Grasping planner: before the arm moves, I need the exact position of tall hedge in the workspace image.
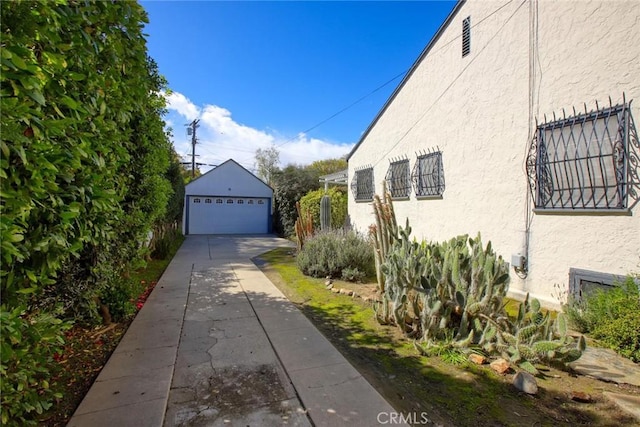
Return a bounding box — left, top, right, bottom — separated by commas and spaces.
1, 0, 172, 308
299, 187, 348, 230
1, 1, 175, 423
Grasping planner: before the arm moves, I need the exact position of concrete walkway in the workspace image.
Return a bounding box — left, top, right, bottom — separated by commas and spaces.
69, 235, 400, 427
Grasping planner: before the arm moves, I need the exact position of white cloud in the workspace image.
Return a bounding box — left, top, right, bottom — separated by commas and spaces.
165, 91, 200, 121
163, 91, 353, 173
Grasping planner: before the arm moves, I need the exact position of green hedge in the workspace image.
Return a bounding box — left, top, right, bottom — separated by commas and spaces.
299, 187, 348, 230
1, 1, 179, 422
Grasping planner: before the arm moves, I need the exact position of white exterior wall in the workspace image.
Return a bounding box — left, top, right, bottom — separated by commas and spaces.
182, 160, 273, 234
348, 0, 640, 308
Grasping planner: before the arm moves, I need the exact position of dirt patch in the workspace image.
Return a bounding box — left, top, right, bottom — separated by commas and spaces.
256, 252, 640, 427
38, 322, 130, 426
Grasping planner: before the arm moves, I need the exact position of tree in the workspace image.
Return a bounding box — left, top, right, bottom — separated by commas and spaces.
271, 165, 320, 236
305, 158, 347, 177
254, 145, 280, 185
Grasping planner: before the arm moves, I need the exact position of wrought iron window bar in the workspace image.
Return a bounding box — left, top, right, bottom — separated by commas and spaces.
385, 158, 411, 199
412, 150, 445, 197
351, 166, 374, 201
526, 98, 638, 211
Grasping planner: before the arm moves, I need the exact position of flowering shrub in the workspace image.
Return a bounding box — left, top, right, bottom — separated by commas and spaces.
296, 230, 374, 281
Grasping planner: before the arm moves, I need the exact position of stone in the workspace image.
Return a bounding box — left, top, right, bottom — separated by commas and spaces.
326, 283, 334, 290
490, 358, 511, 375
469, 354, 487, 365
513, 371, 538, 394
325, 279, 333, 286
331, 288, 340, 293
338, 289, 353, 296
570, 391, 592, 403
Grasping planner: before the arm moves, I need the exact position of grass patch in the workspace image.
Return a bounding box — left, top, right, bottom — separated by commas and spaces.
257, 247, 637, 427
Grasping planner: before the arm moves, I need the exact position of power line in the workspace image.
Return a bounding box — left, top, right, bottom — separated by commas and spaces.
276, 70, 408, 147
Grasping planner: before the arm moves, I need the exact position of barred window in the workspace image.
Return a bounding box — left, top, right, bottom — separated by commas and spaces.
227, 199, 234, 204
216, 199, 223, 204
258, 200, 264, 205
385, 159, 411, 199
526, 102, 637, 211
205, 198, 212, 204
351, 167, 374, 201
412, 152, 445, 197
193, 198, 201, 203
248, 200, 254, 205
462, 16, 471, 57
237, 199, 244, 204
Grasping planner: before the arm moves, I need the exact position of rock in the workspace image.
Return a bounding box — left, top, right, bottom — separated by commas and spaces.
469, 354, 487, 365
513, 371, 538, 394
325, 279, 333, 286
338, 288, 353, 296
326, 283, 334, 290
570, 391, 592, 403
331, 287, 340, 293
490, 358, 511, 375
352, 292, 358, 298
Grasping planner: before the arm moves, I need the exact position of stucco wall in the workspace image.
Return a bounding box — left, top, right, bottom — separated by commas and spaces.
348, 0, 640, 308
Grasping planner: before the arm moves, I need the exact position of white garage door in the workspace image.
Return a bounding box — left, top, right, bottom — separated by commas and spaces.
187, 196, 269, 234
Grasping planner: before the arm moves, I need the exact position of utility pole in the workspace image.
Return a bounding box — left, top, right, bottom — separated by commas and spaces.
188, 119, 200, 178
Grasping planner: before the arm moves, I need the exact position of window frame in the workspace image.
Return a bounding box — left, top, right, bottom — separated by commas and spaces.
385, 159, 411, 200
351, 166, 374, 202
411, 151, 445, 199
526, 102, 635, 213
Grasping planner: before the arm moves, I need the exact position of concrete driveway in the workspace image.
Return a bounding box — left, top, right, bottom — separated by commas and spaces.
69, 235, 400, 427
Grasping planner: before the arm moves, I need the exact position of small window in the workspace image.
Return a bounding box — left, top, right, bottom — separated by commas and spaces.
205, 198, 212, 204
258, 200, 264, 205
412, 151, 445, 197
526, 101, 635, 211
462, 16, 471, 57
193, 198, 201, 203
385, 159, 411, 199
569, 268, 638, 299
227, 199, 234, 204
216, 198, 223, 204
351, 166, 374, 202
248, 199, 254, 205
237, 199, 244, 204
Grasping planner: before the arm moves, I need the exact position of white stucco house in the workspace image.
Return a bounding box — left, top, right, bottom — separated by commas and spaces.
182, 159, 273, 235
347, 0, 640, 308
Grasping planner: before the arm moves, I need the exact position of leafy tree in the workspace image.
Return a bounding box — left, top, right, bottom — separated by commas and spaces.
306, 158, 347, 177
271, 165, 319, 236
254, 145, 280, 185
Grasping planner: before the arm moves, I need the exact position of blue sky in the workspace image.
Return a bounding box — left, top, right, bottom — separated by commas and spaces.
141, 1, 457, 171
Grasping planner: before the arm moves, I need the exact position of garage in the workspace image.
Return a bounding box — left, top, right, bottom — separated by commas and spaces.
182, 159, 273, 235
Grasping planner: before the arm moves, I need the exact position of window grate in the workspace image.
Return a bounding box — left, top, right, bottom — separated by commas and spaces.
351, 166, 374, 201
526, 100, 639, 210
385, 159, 411, 199
462, 16, 471, 57
412, 151, 445, 197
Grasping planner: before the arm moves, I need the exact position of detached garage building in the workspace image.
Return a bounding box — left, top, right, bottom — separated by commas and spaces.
182, 159, 273, 235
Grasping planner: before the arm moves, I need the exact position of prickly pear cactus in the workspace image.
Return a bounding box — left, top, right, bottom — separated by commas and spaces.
370, 189, 585, 371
